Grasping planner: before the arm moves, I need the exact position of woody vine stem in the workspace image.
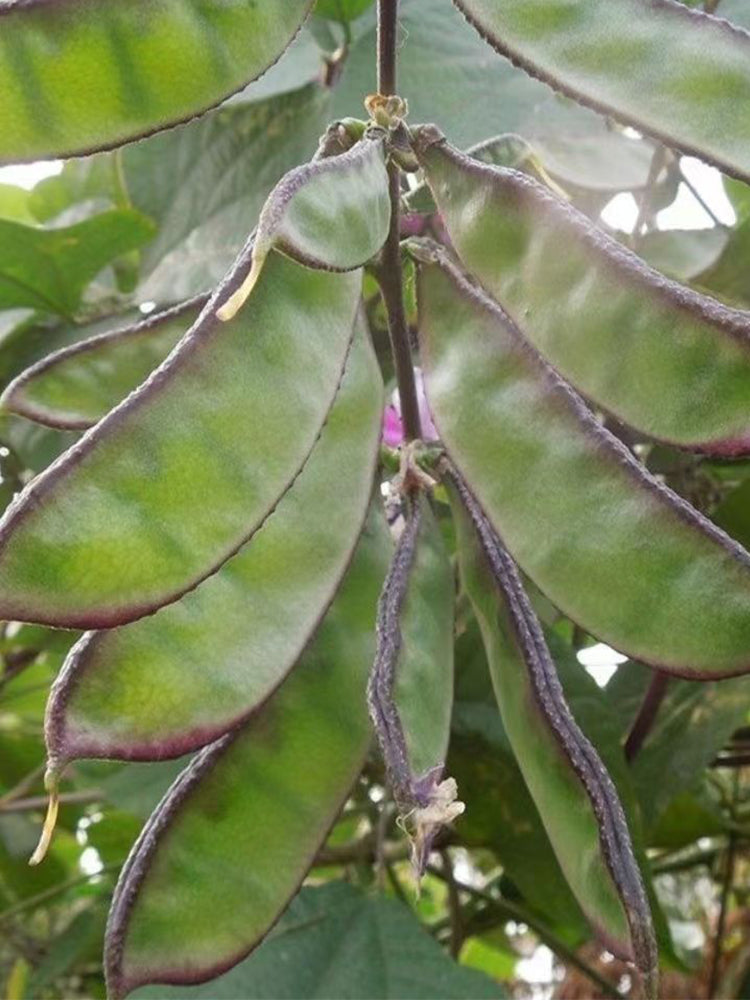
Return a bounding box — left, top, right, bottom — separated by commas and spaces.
375, 0, 422, 442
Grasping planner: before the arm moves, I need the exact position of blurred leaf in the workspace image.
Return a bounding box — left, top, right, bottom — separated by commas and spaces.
640, 227, 728, 281
607, 662, 750, 837
316, 0, 375, 23
0, 211, 155, 318
134, 882, 506, 999
123, 84, 331, 301
0, 186, 34, 225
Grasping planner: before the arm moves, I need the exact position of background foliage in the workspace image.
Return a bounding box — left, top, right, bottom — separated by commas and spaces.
2, 0, 750, 997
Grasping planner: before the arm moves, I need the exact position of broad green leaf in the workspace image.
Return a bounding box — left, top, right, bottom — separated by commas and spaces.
133, 882, 506, 999
104, 513, 390, 1000
394, 496, 455, 778
45, 320, 383, 763
0, 250, 361, 629
2, 298, 207, 429
124, 83, 332, 302
448, 474, 657, 987
415, 134, 750, 455
413, 247, 750, 676
0, 0, 313, 163
452, 0, 750, 184
0, 211, 155, 319
218, 133, 389, 320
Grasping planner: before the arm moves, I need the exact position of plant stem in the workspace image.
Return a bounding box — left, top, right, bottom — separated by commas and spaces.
375, 0, 422, 441
708, 771, 740, 998
377, 0, 399, 96
624, 670, 670, 761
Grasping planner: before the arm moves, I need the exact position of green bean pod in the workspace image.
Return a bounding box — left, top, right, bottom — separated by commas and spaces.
414, 130, 750, 455
447, 466, 657, 996
0, 248, 361, 629
2, 296, 208, 430
0, 0, 313, 163
413, 244, 750, 676
45, 318, 382, 763
452, 0, 750, 183
104, 505, 390, 1000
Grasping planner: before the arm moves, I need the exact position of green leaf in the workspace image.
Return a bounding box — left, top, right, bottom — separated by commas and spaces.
218, 132, 390, 320
0, 251, 361, 629
124, 83, 332, 302
45, 320, 383, 763
609, 663, 750, 836
412, 246, 750, 676
0, 211, 155, 319
394, 497, 455, 779
452, 0, 750, 184
0, 184, 34, 224
448, 472, 657, 987
2, 298, 207, 430
415, 133, 750, 455
315, 0, 375, 23
133, 881, 505, 999
104, 513, 390, 999
0, 0, 313, 162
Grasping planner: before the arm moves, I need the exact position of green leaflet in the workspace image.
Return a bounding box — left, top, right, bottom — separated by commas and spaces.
0, 0, 313, 163
218, 133, 390, 321
0, 211, 155, 319
104, 507, 390, 1000
414, 133, 750, 455
0, 249, 361, 629
44, 319, 383, 763
2, 297, 207, 430
413, 247, 750, 677
448, 473, 657, 992
394, 497, 455, 779
452, 0, 750, 184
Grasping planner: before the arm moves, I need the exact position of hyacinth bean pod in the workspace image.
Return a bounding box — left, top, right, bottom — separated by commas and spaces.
0, 0, 313, 163
105, 507, 391, 1000
2, 296, 208, 430
452, 0, 750, 184
414, 130, 750, 455
44, 318, 383, 764
0, 247, 361, 629
218, 134, 391, 321
394, 495, 455, 781
413, 245, 750, 676
447, 468, 657, 996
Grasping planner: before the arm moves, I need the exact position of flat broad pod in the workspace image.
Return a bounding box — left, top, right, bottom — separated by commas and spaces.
411, 242, 750, 676
368, 490, 459, 874
0, 0, 314, 163
451, 0, 750, 184
218, 129, 391, 321
0, 247, 361, 629
1, 296, 208, 430
44, 317, 383, 764
104, 505, 391, 1000
412, 128, 750, 456
445, 463, 658, 998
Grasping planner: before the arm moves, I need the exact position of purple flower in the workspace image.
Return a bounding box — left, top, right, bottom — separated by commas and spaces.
381, 368, 439, 445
